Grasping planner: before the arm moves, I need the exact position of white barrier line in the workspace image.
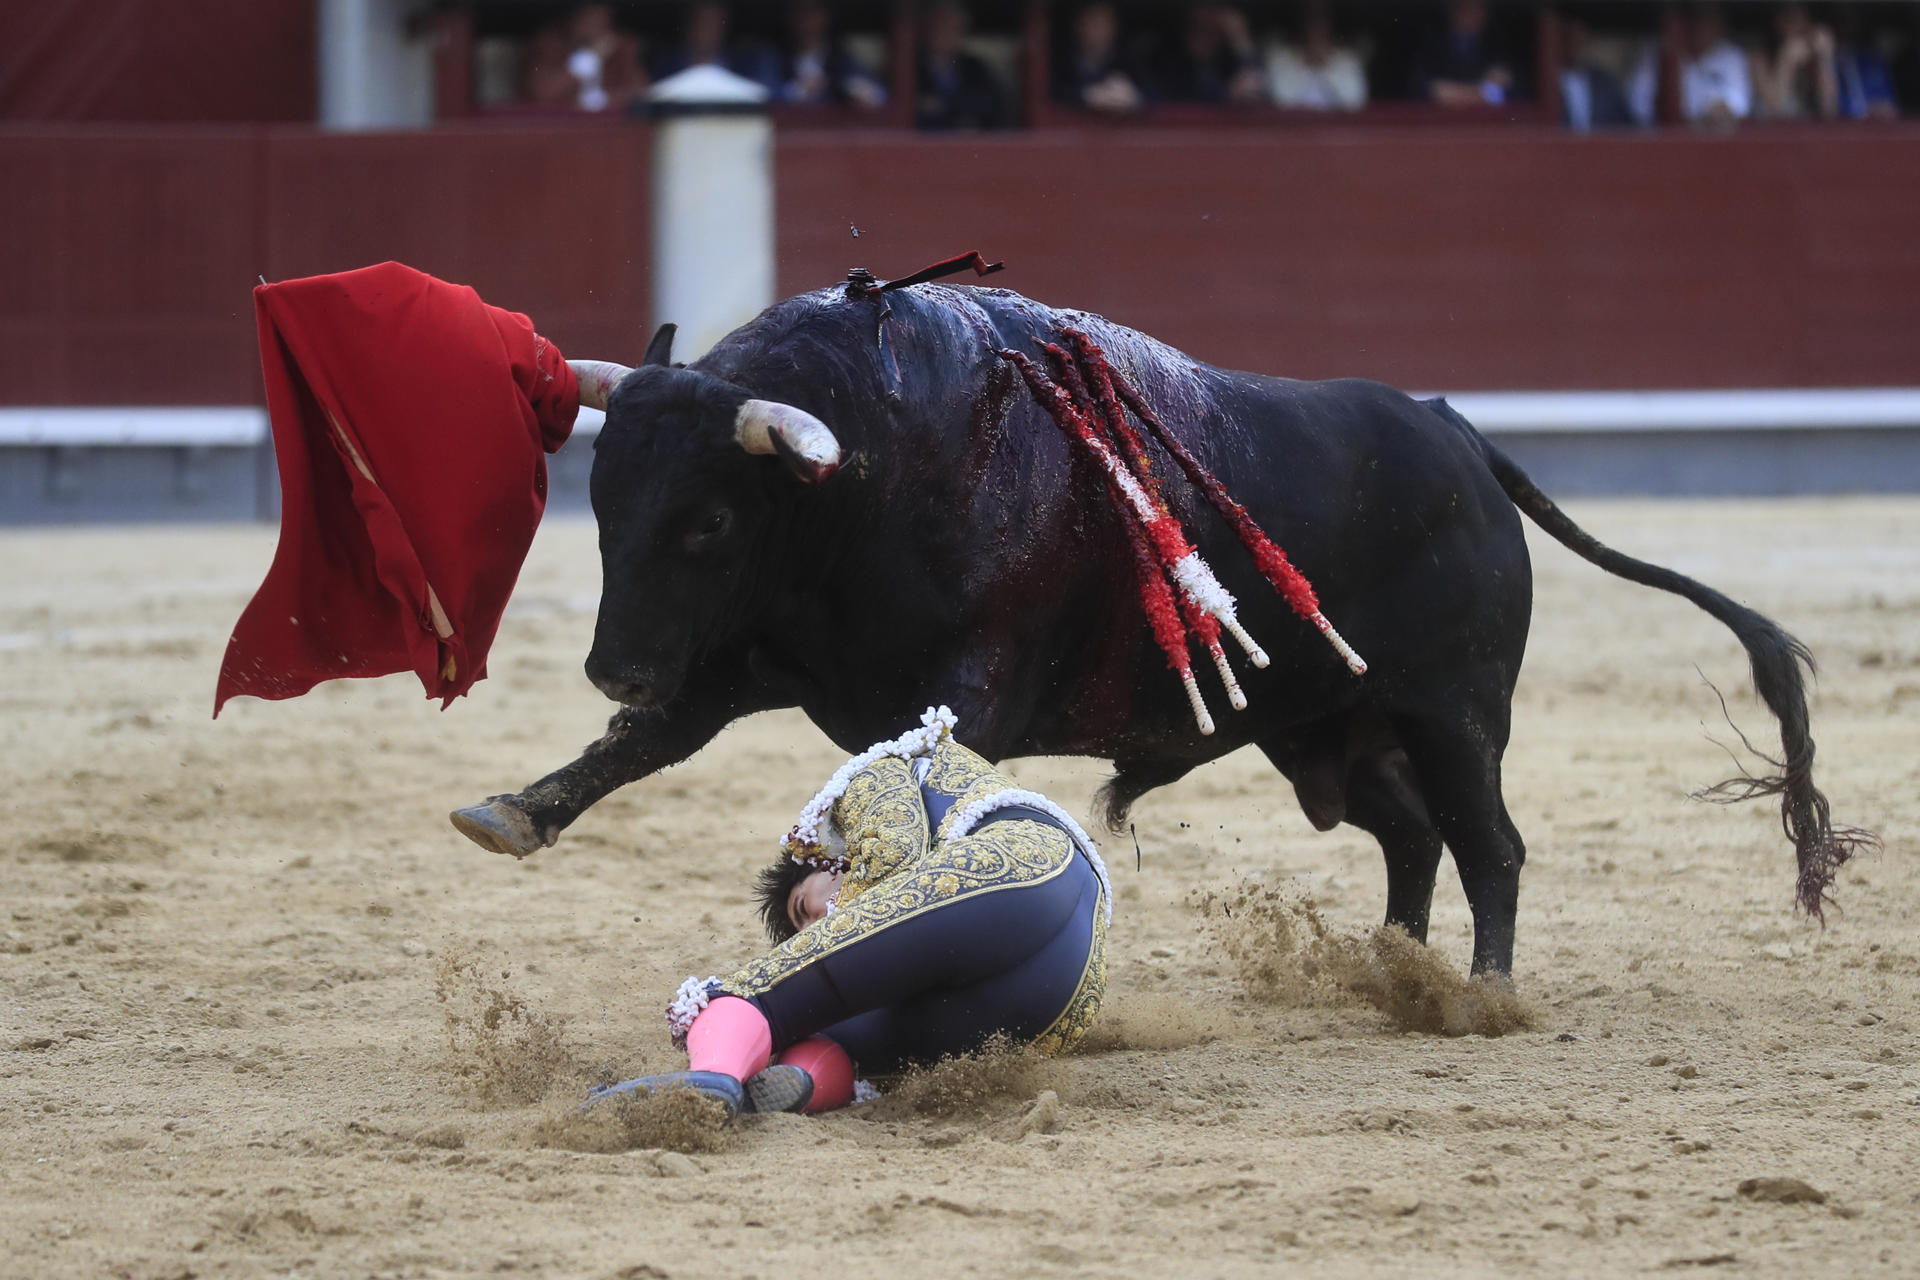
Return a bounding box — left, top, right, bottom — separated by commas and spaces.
5, 392, 1918, 446
567, 407, 607, 438
1424, 389, 1920, 434
580, 392, 1920, 437
0, 408, 269, 447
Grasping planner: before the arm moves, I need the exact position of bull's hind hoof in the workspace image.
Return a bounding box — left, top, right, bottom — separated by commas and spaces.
449, 797, 547, 859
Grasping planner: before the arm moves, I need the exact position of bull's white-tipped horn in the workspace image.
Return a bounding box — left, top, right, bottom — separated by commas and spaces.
735, 399, 844, 482
569, 360, 633, 412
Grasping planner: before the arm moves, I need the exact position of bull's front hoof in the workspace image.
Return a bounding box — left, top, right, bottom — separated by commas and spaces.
449, 797, 548, 859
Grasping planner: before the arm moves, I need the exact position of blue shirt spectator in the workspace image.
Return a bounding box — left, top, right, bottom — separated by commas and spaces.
778, 0, 888, 108
1053, 3, 1148, 113
1831, 5, 1898, 119
916, 1, 1010, 130
1412, 0, 1521, 106
1148, 4, 1266, 104
651, 1, 783, 94
1558, 18, 1637, 130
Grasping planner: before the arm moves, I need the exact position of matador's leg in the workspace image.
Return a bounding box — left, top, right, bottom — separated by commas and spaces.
746, 850, 1100, 1056
595, 824, 1105, 1115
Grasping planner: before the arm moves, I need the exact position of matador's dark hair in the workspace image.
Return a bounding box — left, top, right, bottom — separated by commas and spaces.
755, 855, 815, 944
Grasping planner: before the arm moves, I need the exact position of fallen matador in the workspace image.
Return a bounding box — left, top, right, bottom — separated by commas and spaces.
594, 708, 1111, 1116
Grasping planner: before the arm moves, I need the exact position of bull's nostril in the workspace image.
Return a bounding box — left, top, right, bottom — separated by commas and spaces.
586, 663, 655, 707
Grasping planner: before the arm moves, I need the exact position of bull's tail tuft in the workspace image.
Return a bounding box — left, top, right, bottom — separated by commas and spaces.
1423, 397, 1880, 916
1688, 660, 1881, 922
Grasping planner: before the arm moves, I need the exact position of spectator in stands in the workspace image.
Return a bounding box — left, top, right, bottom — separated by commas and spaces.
778, 0, 888, 108
1680, 3, 1753, 126
1752, 3, 1839, 119
1558, 16, 1637, 130
652, 2, 782, 92
1053, 3, 1148, 114
915, 1, 1010, 130
564, 4, 648, 112
1150, 3, 1266, 104
524, 25, 581, 108
1830, 3, 1898, 119
1894, 6, 1920, 116
1265, 0, 1367, 111
1411, 0, 1519, 106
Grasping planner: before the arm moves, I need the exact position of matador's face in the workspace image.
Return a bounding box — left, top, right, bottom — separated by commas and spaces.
787, 869, 844, 933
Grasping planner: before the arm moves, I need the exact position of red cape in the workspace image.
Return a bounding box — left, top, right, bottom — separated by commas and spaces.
216, 262, 580, 714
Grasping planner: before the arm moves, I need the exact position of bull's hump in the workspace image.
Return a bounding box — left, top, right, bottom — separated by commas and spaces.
728, 279, 1220, 429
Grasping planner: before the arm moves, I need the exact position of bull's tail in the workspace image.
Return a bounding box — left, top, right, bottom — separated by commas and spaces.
1423, 397, 1877, 918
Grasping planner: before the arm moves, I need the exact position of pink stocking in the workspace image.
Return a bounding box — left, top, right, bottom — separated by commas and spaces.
776, 1037, 855, 1114
685, 996, 772, 1082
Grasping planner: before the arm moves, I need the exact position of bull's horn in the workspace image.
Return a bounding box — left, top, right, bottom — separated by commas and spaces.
570, 360, 633, 412
735, 400, 843, 482
642, 323, 677, 367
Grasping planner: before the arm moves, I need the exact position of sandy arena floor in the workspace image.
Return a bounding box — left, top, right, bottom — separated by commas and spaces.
2, 499, 1916, 1279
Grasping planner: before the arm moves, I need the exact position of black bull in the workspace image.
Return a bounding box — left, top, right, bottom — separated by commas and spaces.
450, 279, 1869, 976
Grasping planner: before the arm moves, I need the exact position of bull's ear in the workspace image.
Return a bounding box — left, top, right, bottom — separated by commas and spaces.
735, 399, 843, 484
642, 323, 677, 367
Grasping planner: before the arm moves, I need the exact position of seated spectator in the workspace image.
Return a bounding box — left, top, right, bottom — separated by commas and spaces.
915, 1, 1010, 130
1151, 3, 1267, 104
1830, 3, 1897, 119
1680, 3, 1753, 125
651, 1, 782, 93
523, 25, 581, 108
1265, 0, 1367, 111
1053, 3, 1147, 114
1895, 6, 1920, 117
1412, 0, 1520, 106
778, 0, 888, 108
1558, 17, 1637, 130
1752, 3, 1839, 119
565, 4, 648, 112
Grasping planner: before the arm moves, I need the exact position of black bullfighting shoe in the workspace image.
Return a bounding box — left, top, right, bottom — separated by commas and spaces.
744, 1064, 814, 1114
586, 1070, 746, 1117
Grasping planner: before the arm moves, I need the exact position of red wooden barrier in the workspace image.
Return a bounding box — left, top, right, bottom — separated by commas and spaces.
0, 1, 316, 124
0, 129, 265, 404
777, 125, 1920, 389
2, 122, 1917, 405
0, 125, 652, 405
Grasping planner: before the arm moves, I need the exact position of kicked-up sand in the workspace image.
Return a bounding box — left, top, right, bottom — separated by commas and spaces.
1, 499, 1915, 1279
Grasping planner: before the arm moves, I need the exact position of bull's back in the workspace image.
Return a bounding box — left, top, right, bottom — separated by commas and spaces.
943, 285, 1532, 679
1206, 371, 1533, 683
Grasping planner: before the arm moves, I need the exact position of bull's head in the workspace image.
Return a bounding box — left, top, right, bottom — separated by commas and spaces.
571, 324, 843, 708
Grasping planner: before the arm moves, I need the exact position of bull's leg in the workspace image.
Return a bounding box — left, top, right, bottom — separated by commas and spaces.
1342, 749, 1447, 945
1259, 730, 1448, 945
1388, 690, 1526, 977
451, 667, 780, 858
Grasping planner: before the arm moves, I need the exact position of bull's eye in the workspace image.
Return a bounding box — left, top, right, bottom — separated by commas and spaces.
684, 507, 733, 551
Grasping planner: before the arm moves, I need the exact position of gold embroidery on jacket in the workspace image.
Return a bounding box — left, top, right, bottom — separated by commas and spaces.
1032, 911, 1108, 1056
829, 757, 927, 909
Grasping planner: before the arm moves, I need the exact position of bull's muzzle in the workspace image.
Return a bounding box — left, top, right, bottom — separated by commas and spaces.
584, 658, 659, 708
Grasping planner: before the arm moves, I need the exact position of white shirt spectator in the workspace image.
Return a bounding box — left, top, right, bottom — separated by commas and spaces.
568, 47, 610, 111
1266, 43, 1366, 110
1681, 39, 1752, 121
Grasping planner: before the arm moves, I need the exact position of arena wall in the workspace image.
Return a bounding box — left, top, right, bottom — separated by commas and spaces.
0, 125, 652, 408
777, 126, 1920, 391
0, 1, 317, 124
